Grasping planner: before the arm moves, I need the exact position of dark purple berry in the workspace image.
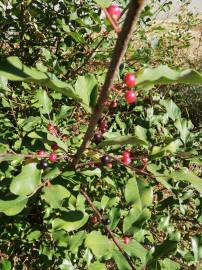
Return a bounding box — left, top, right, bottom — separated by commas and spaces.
93, 134, 103, 144
103, 218, 110, 225
38, 160, 48, 170
101, 155, 110, 164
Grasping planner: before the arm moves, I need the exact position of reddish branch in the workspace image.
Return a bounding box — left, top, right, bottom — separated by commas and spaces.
81, 188, 136, 270
72, 0, 145, 167
102, 8, 121, 33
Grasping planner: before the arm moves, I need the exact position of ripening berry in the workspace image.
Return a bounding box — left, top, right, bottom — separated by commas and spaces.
106, 162, 113, 168
106, 4, 121, 21
123, 236, 130, 245
94, 134, 103, 144
121, 156, 132, 165
101, 155, 110, 164
124, 73, 137, 87
110, 100, 118, 109
51, 143, 58, 151
125, 90, 137, 104
37, 150, 46, 157
49, 152, 57, 163
91, 215, 98, 224
48, 123, 55, 131
122, 151, 131, 159
61, 135, 68, 142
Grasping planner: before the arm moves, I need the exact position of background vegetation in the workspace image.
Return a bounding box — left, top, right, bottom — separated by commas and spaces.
0, 0, 201, 269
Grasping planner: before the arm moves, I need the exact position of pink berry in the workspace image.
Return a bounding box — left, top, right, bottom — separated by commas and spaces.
37, 150, 46, 157
48, 123, 55, 131
106, 4, 121, 21
125, 90, 137, 104
49, 152, 57, 163
111, 100, 118, 109
142, 157, 148, 163
106, 163, 113, 168
124, 73, 137, 87
121, 156, 132, 165
123, 236, 130, 245
51, 143, 58, 151
122, 151, 131, 159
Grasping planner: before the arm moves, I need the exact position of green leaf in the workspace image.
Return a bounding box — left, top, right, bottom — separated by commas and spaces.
160, 99, 181, 121
123, 239, 148, 264
85, 231, 114, 258
123, 207, 151, 233
59, 259, 74, 270
112, 250, 131, 270
99, 134, 148, 148
69, 230, 86, 254
42, 185, 70, 209
10, 163, 41, 196
137, 65, 202, 88
81, 168, 101, 178
174, 118, 193, 144
36, 89, 52, 114
109, 207, 121, 231
68, 32, 86, 44
0, 196, 28, 216
52, 211, 88, 232
134, 125, 148, 145
170, 168, 202, 194
88, 262, 107, 270
93, 0, 112, 8
0, 56, 79, 100
147, 164, 172, 190
0, 260, 12, 270
125, 177, 153, 209
47, 133, 68, 152
26, 230, 41, 242
74, 75, 98, 112
159, 258, 180, 270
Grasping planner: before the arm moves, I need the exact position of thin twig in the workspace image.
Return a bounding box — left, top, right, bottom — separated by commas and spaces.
102, 8, 121, 33
81, 188, 136, 270
72, 0, 145, 167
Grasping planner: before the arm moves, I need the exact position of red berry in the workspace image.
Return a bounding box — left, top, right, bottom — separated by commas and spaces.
111, 100, 118, 109
124, 73, 137, 87
103, 100, 110, 107
37, 150, 46, 157
51, 143, 58, 151
106, 163, 113, 168
122, 151, 131, 159
121, 156, 132, 165
91, 215, 98, 224
49, 152, 57, 163
48, 123, 55, 131
99, 120, 108, 133
123, 236, 130, 245
106, 4, 121, 21
125, 90, 137, 104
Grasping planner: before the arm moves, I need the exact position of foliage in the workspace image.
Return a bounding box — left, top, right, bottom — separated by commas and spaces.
0, 0, 202, 270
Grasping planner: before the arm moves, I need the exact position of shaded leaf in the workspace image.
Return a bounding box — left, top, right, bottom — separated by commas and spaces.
0, 196, 28, 216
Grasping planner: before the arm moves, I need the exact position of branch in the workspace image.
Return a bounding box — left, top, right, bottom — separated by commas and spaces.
81, 188, 136, 270
72, 0, 145, 167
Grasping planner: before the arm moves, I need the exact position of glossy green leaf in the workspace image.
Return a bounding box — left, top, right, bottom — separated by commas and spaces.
88, 262, 106, 270
0, 196, 28, 216
123, 239, 148, 264
42, 185, 70, 209
160, 99, 181, 121
36, 89, 52, 114
69, 231, 86, 254
147, 164, 172, 190
85, 231, 114, 258
125, 177, 153, 209
10, 163, 41, 196
94, 0, 112, 7
170, 168, 202, 194
159, 258, 180, 270
137, 65, 202, 88
74, 75, 98, 112
0, 57, 79, 100
99, 134, 148, 148
174, 118, 193, 144
0, 260, 12, 270
52, 211, 88, 232
112, 250, 131, 270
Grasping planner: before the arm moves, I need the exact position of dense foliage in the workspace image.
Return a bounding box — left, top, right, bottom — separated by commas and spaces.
0, 0, 201, 269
